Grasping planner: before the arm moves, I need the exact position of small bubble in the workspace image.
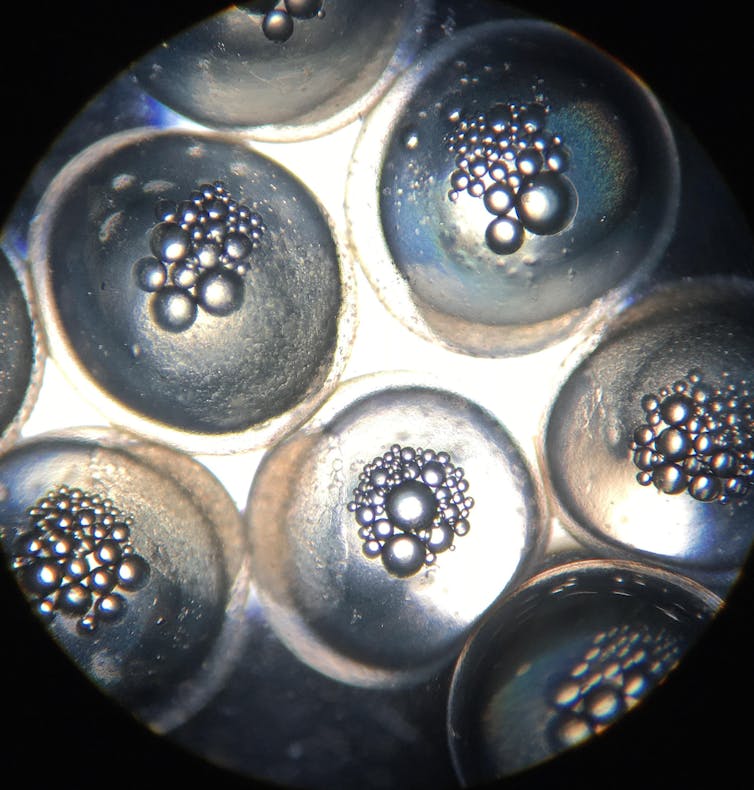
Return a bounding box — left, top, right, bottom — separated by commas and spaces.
403, 130, 419, 150
262, 10, 294, 42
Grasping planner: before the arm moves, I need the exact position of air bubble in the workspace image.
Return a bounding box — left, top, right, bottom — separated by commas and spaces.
152, 287, 198, 333
403, 130, 419, 150
515, 171, 577, 235
486, 216, 525, 255
134, 257, 167, 292
259, 9, 293, 41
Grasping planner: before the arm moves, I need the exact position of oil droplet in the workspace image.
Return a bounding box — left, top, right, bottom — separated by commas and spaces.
629, 369, 754, 504
445, 101, 575, 257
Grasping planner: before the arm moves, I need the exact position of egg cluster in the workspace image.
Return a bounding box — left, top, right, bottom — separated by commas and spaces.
630, 370, 754, 503
347, 444, 474, 577
546, 623, 681, 750
446, 101, 574, 255
11, 486, 150, 634
247, 1, 325, 43
135, 181, 266, 333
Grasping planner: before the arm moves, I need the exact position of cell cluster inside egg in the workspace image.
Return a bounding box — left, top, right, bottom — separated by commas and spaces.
12, 485, 149, 633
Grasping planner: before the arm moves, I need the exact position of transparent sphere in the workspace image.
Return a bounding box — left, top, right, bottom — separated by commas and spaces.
30, 129, 347, 451
132, 0, 430, 138
448, 561, 719, 784
2, 2, 753, 789
545, 281, 754, 583
0, 430, 248, 730
247, 380, 543, 687
349, 18, 679, 355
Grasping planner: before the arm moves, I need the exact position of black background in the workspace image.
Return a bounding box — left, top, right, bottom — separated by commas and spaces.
1, 2, 753, 788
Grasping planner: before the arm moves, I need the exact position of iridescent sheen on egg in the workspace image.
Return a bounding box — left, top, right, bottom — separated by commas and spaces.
446, 102, 575, 256
545, 622, 681, 749
365, 19, 678, 349
447, 563, 717, 784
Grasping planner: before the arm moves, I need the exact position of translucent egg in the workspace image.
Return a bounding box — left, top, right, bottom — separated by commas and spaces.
448, 561, 719, 783
545, 280, 754, 586
2, 2, 752, 788
0, 429, 249, 730
30, 129, 351, 452
247, 377, 544, 687
131, 0, 431, 139
348, 18, 679, 355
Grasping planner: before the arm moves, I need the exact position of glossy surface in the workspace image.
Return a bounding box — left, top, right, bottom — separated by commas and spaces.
12, 485, 150, 633
348, 444, 475, 576
545, 281, 754, 581
448, 561, 719, 784
31, 129, 347, 451
139, 180, 266, 331
247, 377, 543, 687
133, 0, 430, 138
2, 2, 754, 789
349, 17, 678, 355
0, 429, 248, 731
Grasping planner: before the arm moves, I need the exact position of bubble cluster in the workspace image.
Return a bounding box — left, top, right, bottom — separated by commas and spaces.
446, 102, 575, 255
11, 486, 150, 634
347, 444, 474, 577
246, 1, 325, 43
546, 623, 681, 750
135, 180, 266, 332
630, 370, 754, 503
